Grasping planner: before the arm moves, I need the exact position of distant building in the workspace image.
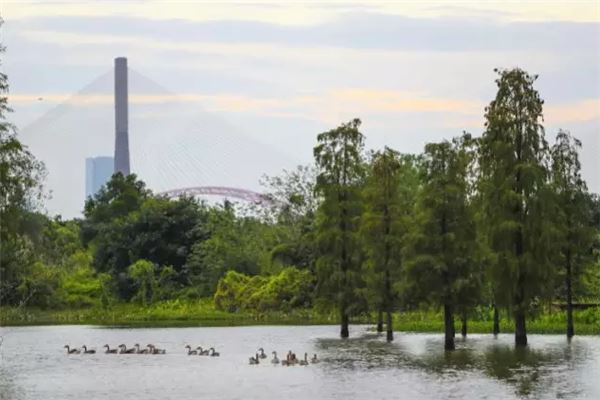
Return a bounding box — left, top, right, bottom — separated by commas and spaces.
85, 156, 114, 198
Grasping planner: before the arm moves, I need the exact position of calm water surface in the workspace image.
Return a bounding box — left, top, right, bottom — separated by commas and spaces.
0, 325, 598, 400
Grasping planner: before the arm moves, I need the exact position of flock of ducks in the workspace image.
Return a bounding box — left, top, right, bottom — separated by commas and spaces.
248, 348, 319, 366
64, 344, 167, 354
184, 345, 220, 356
64, 344, 319, 366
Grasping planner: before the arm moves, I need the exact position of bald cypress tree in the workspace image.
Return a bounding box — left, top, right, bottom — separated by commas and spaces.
550, 130, 595, 338
478, 68, 554, 346
361, 148, 419, 342
313, 119, 365, 338
405, 134, 477, 350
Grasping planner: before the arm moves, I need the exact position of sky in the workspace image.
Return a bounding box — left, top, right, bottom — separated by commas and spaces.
1, 0, 599, 217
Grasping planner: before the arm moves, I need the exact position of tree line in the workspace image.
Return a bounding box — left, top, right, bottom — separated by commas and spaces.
311, 69, 599, 349
1, 40, 599, 350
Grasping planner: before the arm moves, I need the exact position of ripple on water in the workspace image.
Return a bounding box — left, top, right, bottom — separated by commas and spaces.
0, 325, 598, 400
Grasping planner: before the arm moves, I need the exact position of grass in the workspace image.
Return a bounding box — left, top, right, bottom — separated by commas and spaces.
1, 300, 599, 334
0, 299, 338, 327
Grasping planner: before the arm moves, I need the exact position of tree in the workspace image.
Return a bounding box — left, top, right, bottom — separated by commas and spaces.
185, 203, 277, 296
478, 68, 554, 346
81, 172, 150, 246
261, 165, 318, 272
404, 135, 478, 350
313, 118, 365, 338
0, 36, 46, 304
127, 259, 156, 305
550, 130, 595, 338
361, 148, 418, 341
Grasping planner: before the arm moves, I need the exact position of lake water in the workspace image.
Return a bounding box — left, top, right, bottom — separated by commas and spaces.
0, 325, 598, 400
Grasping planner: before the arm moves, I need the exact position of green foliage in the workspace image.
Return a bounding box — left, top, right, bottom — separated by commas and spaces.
186, 204, 276, 296
214, 268, 314, 313
260, 165, 318, 272
478, 68, 555, 335
0, 38, 47, 305
127, 259, 156, 305
83, 174, 209, 299
361, 148, 419, 317
58, 266, 105, 308
313, 118, 366, 335
550, 131, 596, 296
403, 134, 482, 348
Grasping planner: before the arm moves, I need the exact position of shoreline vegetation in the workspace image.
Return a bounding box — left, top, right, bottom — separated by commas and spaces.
2, 301, 599, 335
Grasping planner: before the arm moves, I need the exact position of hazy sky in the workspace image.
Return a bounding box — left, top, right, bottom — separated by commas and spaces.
1, 1, 599, 216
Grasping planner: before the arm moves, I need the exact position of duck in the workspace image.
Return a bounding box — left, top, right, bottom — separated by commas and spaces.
118, 344, 136, 354
209, 347, 220, 357
196, 346, 210, 356
282, 350, 293, 366
258, 348, 267, 359
311, 354, 319, 364
147, 344, 166, 354
249, 353, 259, 365
185, 345, 198, 355
271, 351, 280, 364
64, 345, 80, 354
290, 352, 298, 365
81, 345, 96, 354
134, 344, 149, 354
299, 352, 309, 366
103, 345, 118, 354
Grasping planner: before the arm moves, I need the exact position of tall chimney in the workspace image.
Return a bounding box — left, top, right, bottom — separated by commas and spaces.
114, 57, 130, 175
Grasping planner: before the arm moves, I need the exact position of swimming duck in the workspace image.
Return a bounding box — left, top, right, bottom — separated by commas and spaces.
249, 353, 259, 365
185, 345, 198, 355
271, 351, 280, 364
118, 344, 136, 354
311, 354, 319, 364
81, 345, 96, 354
209, 347, 220, 357
258, 348, 267, 359
196, 346, 210, 356
147, 344, 166, 354
134, 344, 149, 354
299, 352, 309, 366
103, 345, 118, 354
64, 345, 80, 354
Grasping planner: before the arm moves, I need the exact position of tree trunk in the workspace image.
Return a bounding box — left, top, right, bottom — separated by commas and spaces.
515, 311, 527, 346
341, 311, 349, 338
444, 303, 455, 350
376, 309, 384, 333
566, 249, 574, 338
461, 312, 467, 337
493, 304, 500, 336
386, 310, 393, 342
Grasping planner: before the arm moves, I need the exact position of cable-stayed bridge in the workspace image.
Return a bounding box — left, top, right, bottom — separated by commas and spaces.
20, 63, 294, 217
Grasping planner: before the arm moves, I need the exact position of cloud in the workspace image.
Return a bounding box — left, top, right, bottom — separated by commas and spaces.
4, 1, 598, 23
11, 90, 599, 126
10, 13, 599, 53
330, 89, 481, 113
545, 99, 600, 124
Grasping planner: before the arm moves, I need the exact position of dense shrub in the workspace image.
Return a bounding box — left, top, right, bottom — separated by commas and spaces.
213, 268, 314, 312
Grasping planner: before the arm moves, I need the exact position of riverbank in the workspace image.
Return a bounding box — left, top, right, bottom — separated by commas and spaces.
1, 300, 599, 334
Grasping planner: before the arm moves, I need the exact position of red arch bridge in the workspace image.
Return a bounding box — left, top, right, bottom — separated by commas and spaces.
158, 186, 273, 205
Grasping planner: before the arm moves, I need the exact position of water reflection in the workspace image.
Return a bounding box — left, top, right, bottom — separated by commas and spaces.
317, 332, 593, 399
0, 362, 23, 400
